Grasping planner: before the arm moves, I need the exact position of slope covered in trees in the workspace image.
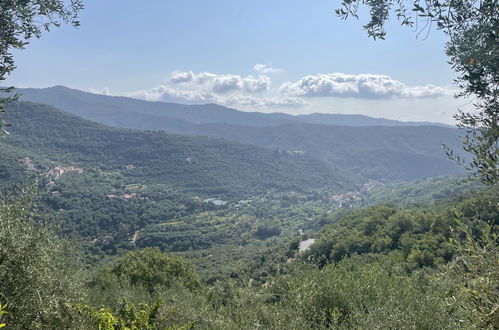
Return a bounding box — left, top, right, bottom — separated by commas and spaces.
2, 101, 350, 195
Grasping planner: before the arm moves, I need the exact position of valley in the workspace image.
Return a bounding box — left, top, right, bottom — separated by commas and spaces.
0, 92, 495, 329
1, 1, 497, 328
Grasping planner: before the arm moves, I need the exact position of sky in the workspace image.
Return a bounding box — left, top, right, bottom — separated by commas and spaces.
6, 0, 470, 124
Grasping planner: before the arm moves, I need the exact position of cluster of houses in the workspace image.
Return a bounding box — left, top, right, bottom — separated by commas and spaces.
330, 191, 360, 207
46, 166, 84, 180
330, 181, 383, 208
21, 158, 85, 183
45, 166, 84, 190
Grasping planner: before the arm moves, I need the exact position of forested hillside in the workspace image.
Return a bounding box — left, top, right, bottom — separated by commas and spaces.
17, 86, 300, 127
16, 86, 464, 182
2, 101, 350, 195
1, 0, 497, 328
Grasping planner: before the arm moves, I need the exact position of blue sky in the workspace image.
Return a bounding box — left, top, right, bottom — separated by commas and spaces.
7, 0, 466, 123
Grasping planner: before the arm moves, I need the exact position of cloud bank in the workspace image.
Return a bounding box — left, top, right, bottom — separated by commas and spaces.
127, 68, 450, 110
128, 67, 305, 109
280, 73, 449, 99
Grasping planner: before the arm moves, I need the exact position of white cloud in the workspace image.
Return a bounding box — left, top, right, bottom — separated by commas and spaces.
129, 79, 304, 109
280, 73, 450, 99
211, 74, 244, 93
262, 96, 306, 108
128, 85, 218, 104
167, 71, 271, 94
253, 63, 281, 75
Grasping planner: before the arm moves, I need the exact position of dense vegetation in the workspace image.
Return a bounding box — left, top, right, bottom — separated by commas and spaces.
0, 187, 83, 329
306, 187, 498, 267
0, 181, 497, 329
355, 175, 482, 207
188, 123, 464, 182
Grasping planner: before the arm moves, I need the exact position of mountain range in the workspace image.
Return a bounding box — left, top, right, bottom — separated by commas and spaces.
13, 86, 465, 182
17, 86, 452, 128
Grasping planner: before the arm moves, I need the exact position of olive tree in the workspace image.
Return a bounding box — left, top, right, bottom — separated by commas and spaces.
0, 0, 83, 134
336, 0, 498, 185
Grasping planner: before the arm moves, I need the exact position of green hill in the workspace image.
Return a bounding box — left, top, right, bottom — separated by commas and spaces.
2, 101, 352, 195
177, 122, 465, 182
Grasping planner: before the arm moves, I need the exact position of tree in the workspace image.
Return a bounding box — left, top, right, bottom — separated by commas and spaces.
109, 248, 201, 293
336, 0, 498, 185
0, 0, 83, 134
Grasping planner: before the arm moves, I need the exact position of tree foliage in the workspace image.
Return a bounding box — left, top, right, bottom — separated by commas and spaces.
445, 214, 499, 328
269, 256, 458, 329
76, 300, 195, 330
0, 185, 84, 329
336, 0, 499, 184
0, 0, 83, 134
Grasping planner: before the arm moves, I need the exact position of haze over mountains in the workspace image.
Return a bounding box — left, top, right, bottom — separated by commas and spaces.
14, 86, 464, 183
18, 86, 452, 128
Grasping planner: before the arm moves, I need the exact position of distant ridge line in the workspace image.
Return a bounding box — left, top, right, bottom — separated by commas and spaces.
15, 85, 453, 128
